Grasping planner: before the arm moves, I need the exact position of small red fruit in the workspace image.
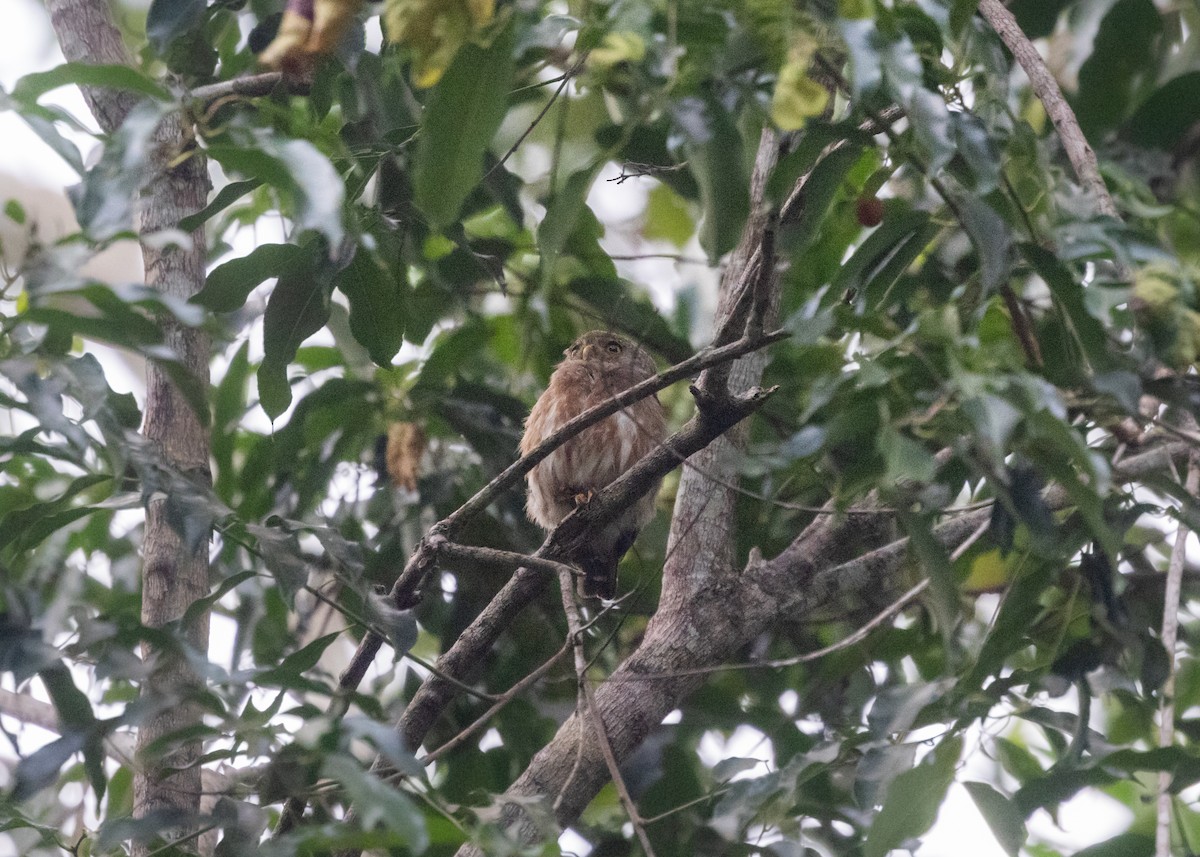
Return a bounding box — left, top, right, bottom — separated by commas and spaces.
856, 196, 884, 227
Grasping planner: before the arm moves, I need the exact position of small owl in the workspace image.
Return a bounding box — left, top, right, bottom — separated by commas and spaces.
521, 331, 668, 598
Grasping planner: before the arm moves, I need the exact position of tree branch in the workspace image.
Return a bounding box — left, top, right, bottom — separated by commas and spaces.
44, 2, 215, 853
1156, 444, 1200, 857
556, 565, 658, 856
448, 126, 794, 857
463, 432, 1192, 852
187, 72, 301, 104
43, 0, 138, 133
976, 0, 1120, 219
277, 333, 783, 838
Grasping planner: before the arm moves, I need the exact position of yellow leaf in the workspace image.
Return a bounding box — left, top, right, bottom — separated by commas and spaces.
839, 0, 874, 19
258, 10, 315, 71
771, 64, 829, 131
383, 0, 495, 88
962, 549, 1009, 593
587, 31, 646, 71
643, 184, 694, 247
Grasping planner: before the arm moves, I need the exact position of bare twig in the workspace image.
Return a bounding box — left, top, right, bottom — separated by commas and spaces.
976, 0, 1120, 219
607, 253, 709, 264
285, 336, 784, 840
1156, 447, 1200, 857
434, 541, 582, 580
485, 58, 585, 181
188, 72, 301, 104
1001, 284, 1045, 367
555, 567, 658, 857
419, 643, 571, 765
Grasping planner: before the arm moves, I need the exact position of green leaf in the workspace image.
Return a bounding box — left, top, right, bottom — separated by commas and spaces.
341, 719, 425, 778
953, 112, 1001, 194
12, 112, 85, 175
12, 732, 86, 802
865, 736, 962, 857
1072, 834, 1154, 857
247, 525, 310, 606
256, 632, 342, 686
413, 20, 516, 229
685, 97, 749, 262
538, 162, 603, 282
866, 679, 953, 738
778, 144, 863, 253
335, 249, 407, 366
146, 0, 207, 54
258, 268, 334, 419
1020, 243, 1109, 368
950, 0, 981, 33
964, 561, 1055, 692
957, 195, 1012, 295
1007, 0, 1074, 39
1075, 0, 1163, 136
1124, 72, 1200, 151
855, 743, 918, 809
0, 474, 111, 554
838, 19, 885, 97
833, 206, 931, 303
208, 140, 345, 246
178, 179, 262, 232
38, 664, 95, 731
905, 87, 956, 173
11, 63, 170, 104
322, 754, 430, 851
643, 183, 694, 246
899, 510, 959, 635
197, 243, 309, 312
963, 781, 1026, 857
182, 571, 257, 628
72, 101, 171, 240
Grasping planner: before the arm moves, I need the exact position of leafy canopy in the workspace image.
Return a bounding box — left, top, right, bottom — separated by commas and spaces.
2, 0, 1200, 855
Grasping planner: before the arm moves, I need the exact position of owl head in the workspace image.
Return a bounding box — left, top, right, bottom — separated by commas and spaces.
563, 331, 657, 381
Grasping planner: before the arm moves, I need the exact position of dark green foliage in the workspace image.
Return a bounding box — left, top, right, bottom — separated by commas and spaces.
2, 0, 1200, 855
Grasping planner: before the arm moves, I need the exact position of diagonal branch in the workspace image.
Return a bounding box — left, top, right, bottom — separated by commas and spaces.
1156, 444, 1200, 857
44, 0, 138, 133
276, 334, 783, 836
976, 0, 1120, 219
467, 436, 1192, 852
556, 564, 658, 857
447, 125, 795, 857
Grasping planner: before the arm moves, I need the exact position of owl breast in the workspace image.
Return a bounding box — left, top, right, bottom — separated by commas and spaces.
521, 363, 666, 530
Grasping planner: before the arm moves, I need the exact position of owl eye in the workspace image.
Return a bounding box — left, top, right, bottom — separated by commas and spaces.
606, 341, 621, 353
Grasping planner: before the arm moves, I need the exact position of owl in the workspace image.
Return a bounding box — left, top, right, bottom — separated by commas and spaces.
521, 331, 669, 598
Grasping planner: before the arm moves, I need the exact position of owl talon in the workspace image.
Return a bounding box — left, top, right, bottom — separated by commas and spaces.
573, 489, 595, 507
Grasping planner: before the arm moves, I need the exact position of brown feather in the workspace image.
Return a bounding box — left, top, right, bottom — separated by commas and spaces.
520, 332, 668, 598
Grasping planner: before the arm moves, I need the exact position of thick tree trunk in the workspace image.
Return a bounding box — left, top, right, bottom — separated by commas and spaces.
133, 113, 213, 856
452, 129, 790, 856
43, 4, 213, 853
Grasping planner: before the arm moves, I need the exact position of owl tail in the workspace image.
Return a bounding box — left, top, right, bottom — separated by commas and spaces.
578, 528, 638, 600
579, 554, 618, 600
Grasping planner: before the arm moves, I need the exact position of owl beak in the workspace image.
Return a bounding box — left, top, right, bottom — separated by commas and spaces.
579, 343, 596, 361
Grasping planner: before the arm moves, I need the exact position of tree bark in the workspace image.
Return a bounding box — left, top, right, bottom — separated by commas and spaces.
134, 113, 213, 857
452, 128, 794, 856
44, 3, 213, 853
